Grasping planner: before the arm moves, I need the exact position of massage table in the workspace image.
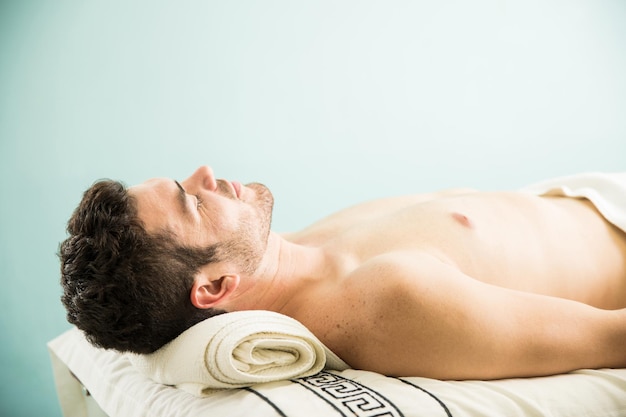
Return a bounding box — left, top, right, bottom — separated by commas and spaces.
48, 310, 626, 417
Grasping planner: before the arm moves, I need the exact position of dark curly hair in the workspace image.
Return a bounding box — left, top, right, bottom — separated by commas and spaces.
59, 180, 226, 354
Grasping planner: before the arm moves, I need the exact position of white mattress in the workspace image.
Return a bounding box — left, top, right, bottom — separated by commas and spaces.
48, 327, 626, 417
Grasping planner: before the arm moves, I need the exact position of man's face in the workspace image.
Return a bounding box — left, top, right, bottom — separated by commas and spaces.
129, 165, 274, 274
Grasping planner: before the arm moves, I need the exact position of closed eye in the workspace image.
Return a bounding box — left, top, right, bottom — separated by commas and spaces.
174, 180, 203, 213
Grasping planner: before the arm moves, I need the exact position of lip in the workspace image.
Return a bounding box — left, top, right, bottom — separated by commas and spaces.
231, 181, 242, 199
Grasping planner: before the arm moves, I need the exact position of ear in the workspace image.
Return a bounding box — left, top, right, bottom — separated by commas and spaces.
190, 273, 240, 309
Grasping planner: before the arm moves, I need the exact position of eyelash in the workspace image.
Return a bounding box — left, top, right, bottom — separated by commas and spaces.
195, 195, 203, 208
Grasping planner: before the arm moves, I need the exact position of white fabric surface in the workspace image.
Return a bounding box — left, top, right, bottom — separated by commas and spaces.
127, 310, 348, 396
521, 172, 626, 232
48, 327, 626, 417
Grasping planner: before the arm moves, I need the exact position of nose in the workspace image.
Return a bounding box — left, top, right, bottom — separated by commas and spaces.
182, 165, 217, 192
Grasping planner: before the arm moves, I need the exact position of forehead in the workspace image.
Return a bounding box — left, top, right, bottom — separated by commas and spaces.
128, 178, 181, 234
128, 177, 171, 206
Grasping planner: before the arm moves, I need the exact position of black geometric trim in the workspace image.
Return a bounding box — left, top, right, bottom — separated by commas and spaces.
394, 378, 453, 417
243, 386, 289, 417
294, 381, 345, 417
293, 371, 404, 417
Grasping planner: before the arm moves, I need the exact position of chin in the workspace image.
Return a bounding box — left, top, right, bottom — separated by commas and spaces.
247, 182, 274, 226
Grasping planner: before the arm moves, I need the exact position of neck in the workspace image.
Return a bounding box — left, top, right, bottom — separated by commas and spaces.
224, 231, 337, 313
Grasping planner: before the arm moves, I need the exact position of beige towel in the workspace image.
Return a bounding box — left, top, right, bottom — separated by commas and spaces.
521, 172, 626, 233
128, 310, 349, 396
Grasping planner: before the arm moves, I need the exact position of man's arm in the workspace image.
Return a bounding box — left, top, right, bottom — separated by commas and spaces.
333, 253, 626, 380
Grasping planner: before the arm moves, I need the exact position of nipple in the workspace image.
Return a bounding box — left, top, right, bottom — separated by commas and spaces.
451, 212, 473, 228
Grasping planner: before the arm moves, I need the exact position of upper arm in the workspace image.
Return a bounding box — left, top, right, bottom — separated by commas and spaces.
333, 253, 610, 379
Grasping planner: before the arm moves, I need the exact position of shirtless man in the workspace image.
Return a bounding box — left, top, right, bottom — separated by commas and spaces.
59, 166, 626, 380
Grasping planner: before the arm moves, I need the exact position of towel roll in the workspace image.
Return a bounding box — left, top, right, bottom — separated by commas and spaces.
128, 310, 349, 396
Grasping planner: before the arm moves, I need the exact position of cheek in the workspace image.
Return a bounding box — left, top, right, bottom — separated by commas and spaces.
206, 203, 242, 234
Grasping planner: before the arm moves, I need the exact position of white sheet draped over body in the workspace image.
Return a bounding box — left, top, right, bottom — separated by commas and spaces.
521, 172, 626, 233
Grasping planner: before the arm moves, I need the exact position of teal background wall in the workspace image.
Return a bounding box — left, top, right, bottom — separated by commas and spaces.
1, 1, 625, 416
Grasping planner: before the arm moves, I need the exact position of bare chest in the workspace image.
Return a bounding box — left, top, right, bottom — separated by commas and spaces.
312, 193, 626, 301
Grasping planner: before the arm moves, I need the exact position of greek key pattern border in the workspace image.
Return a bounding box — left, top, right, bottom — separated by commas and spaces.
294, 372, 404, 417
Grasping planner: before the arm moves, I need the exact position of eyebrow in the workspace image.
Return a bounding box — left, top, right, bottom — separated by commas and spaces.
173, 180, 190, 217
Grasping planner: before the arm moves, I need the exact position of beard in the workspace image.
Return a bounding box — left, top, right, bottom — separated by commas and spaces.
246, 182, 274, 226
219, 182, 274, 274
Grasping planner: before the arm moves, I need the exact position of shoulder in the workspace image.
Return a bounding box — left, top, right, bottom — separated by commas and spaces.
345, 251, 458, 296
324, 251, 499, 375
322, 252, 456, 355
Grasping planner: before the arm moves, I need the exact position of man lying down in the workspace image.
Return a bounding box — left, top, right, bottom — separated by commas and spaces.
59, 167, 626, 380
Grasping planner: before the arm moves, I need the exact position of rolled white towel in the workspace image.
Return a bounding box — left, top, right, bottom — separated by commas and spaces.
128, 310, 349, 396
